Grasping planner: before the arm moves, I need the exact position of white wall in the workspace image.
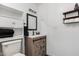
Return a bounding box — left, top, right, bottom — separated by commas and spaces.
38, 3, 79, 56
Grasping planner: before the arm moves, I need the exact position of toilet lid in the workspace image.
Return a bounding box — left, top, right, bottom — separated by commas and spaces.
12, 53, 25, 56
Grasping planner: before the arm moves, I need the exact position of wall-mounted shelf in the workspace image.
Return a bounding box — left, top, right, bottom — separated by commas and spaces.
63, 9, 79, 24
63, 9, 78, 15
63, 16, 79, 20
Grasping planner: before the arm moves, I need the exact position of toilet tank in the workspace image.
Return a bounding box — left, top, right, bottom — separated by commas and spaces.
1, 40, 22, 56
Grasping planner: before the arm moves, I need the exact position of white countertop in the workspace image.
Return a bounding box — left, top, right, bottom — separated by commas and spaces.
0, 35, 23, 42
28, 35, 46, 38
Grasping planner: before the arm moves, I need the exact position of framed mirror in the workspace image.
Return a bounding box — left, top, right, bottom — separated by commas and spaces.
27, 13, 37, 30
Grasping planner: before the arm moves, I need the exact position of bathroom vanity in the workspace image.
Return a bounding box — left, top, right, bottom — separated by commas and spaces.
25, 35, 46, 56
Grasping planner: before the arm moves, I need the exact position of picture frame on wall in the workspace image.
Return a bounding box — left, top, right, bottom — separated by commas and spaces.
27, 13, 37, 30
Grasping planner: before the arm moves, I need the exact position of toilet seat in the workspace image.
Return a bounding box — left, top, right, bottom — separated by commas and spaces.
12, 53, 25, 56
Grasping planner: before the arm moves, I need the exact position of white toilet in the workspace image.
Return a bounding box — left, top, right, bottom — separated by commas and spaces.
1, 39, 25, 56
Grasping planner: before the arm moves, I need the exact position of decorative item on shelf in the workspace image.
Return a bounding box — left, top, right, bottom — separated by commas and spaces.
74, 3, 79, 10
63, 3, 79, 24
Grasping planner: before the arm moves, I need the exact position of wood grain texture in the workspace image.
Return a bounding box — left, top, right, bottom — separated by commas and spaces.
25, 35, 46, 56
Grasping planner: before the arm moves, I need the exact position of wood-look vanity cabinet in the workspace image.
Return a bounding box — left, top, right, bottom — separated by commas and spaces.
25, 35, 46, 56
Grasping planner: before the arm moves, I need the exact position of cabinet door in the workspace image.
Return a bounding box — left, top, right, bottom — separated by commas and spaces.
33, 40, 41, 56
33, 37, 46, 56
